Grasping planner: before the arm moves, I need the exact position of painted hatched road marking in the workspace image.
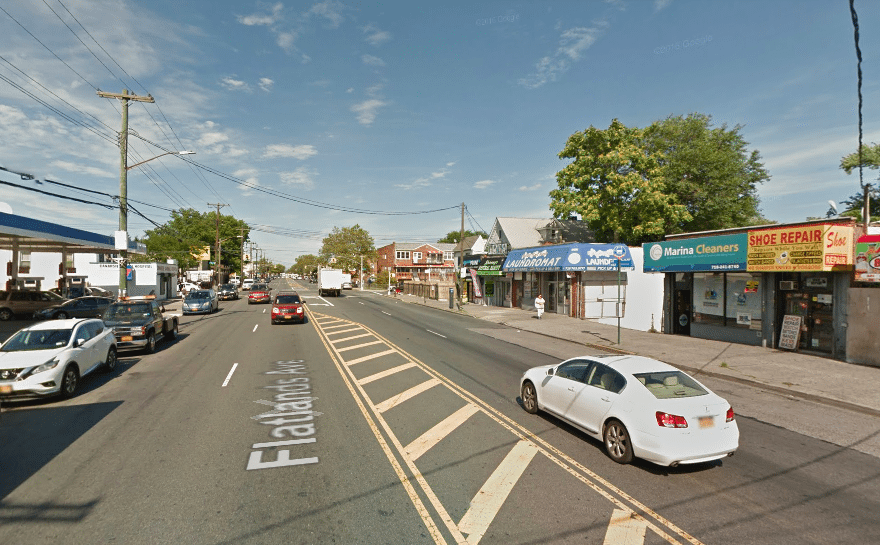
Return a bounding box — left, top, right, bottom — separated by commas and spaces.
308, 311, 696, 545
359, 362, 418, 386
331, 332, 374, 343
336, 340, 384, 352
374, 378, 442, 413
604, 509, 648, 545
405, 403, 480, 461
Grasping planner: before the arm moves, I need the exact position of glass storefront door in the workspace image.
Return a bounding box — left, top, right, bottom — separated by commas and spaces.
779, 274, 834, 354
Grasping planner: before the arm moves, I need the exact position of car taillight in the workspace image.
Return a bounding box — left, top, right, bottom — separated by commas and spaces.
656, 411, 688, 428
726, 407, 735, 422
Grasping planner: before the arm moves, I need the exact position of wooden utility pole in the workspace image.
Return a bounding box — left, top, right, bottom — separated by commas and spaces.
97, 89, 154, 296
209, 203, 228, 287
457, 202, 465, 308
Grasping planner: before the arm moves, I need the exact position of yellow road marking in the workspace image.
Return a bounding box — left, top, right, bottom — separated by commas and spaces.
375, 378, 442, 413
359, 362, 418, 385
336, 340, 384, 352
345, 348, 398, 366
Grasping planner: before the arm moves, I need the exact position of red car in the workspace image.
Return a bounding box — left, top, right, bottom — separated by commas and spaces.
248, 284, 271, 304
271, 292, 305, 324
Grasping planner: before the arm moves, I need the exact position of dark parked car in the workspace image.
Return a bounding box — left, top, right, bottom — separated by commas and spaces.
0, 290, 66, 321
217, 283, 238, 300
34, 296, 114, 320
271, 292, 305, 324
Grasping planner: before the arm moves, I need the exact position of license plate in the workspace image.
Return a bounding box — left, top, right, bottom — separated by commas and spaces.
120, 335, 133, 342
699, 416, 715, 428
0, 385, 12, 394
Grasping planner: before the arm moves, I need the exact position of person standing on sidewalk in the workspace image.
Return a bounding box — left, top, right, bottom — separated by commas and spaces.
535, 293, 545, 319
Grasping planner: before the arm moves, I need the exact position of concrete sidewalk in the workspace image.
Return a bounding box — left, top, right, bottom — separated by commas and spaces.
382, 290, 880, 417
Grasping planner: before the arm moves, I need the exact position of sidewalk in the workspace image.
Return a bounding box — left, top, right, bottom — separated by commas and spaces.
384, 290, 880, 417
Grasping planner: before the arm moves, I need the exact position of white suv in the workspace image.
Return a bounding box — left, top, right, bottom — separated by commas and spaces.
241, 279, 255, 291
0, 319, 117, 399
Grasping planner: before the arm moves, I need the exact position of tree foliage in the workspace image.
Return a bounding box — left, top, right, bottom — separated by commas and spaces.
550, 119, 690, 244
839, 143, 880, 223
437, 230, 486, 244
642, 113, 770, 231
138, 208, 249, 271
550, 115, 770, 244
291, 254, 321, 277
840, 142, 880, 174
318, 225, 376, 272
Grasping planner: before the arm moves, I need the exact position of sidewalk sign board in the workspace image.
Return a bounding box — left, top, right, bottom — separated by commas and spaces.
778, 315, 802, 350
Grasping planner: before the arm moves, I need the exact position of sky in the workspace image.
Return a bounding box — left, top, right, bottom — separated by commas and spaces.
1, 0, 879, 267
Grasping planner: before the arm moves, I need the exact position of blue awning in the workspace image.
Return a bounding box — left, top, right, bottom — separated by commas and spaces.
503, 243, 634, 272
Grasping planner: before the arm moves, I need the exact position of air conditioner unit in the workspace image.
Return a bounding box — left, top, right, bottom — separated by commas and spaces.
779, 281, 797, 290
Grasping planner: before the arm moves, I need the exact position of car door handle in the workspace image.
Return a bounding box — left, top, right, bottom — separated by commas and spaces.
601, 396, 610, 402
568, 387, 575, 392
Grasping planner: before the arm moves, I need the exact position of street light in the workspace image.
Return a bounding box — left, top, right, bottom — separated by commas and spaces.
117, 150, 195, 296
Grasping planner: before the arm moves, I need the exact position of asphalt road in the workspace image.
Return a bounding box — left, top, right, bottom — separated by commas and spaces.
1, 280, 878, 544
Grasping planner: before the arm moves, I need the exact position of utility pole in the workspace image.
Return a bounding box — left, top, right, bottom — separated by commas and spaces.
209, 203, 228, 287
457, 202, 465, 308
97, 89, 154, 296
240, 226, 246, 282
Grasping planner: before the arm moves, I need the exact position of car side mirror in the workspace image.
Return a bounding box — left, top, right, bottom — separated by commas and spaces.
547, 368, 554, 376
75, 338, 86, 347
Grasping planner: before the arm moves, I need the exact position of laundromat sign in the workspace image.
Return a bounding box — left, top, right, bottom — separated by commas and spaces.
746, 223, 854, 272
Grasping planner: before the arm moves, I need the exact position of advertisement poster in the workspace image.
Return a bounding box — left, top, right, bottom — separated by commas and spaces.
747, 223, 853, 272
855, 234, 880, 283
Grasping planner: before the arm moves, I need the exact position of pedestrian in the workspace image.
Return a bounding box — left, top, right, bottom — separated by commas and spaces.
535, 293, 545, 319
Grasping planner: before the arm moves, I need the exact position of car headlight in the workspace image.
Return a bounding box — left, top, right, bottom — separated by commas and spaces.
26, 356, 62, 378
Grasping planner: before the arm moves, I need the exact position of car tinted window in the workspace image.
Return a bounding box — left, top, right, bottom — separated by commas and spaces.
555, 361, 592, 383
2, 328, 73, 351
10, 292, 29, 301
251, 284, 268, 291
275, 295, 301, 304
634, 371, 708, 399
587, 364, 626, 393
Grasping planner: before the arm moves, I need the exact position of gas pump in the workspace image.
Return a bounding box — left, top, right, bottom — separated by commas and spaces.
58, 275, 88, 298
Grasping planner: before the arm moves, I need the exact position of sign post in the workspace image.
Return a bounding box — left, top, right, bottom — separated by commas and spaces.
613, 245, 627, 345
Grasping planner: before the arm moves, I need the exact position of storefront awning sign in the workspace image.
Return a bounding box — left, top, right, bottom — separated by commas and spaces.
855, 234, 880, 282
503, 243, 634, 272
746, 223, 853, 272
476, 256, 505, 276
643, 233, 747, 273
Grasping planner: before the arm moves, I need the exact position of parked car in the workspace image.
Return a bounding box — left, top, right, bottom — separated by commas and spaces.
102, 296, 178, 353
217, 283, 238, 300
49, 286, 115, 299
0, 318, 117, 399
248, 284, 271, 304
342, 281, 352, 290
34, 296, 114, 320
520, 354, 739, 467
0, 290, 67, 321
271, 292, 305, 324
182, 289, 219, 314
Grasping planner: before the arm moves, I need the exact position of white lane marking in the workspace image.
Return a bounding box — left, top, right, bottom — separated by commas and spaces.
458, 440, 540, 544
358, 362, 417, 386
262, 309, 266, 313
331, 333, 373, 343
375, 378, 442, 413
336, 340, 384, 353
382, 311, 391, 316
222, 363, 238, 387
426, 329, 446, 338
603, 509, 648, 545
405, 404, 480, 461
252, 324, 259, 333
345, 349, 398, 366
359, 301, 365, 304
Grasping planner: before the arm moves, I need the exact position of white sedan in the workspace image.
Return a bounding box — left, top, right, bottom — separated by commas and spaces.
0, 319, 117, 400
520, 355, 739, 467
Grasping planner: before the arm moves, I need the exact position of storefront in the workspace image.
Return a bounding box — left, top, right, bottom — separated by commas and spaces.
645, 220, 856, 358
475, 256, 510, 307
504, 243, 634, 317
461, 255, 483, 303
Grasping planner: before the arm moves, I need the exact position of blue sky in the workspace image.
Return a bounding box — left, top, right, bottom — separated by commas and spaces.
1, 0, 878, 266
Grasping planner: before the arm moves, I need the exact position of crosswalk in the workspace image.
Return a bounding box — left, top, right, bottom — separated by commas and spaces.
309, 310, 699, 545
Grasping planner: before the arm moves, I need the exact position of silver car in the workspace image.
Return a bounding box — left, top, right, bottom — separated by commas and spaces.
182, 289, 219, 315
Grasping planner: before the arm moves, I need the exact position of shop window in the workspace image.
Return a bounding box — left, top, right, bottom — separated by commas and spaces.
693, 272, 762, 329
693, 273, 724, 325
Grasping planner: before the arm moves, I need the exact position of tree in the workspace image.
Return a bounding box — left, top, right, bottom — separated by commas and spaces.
319, 225, 376, 272
550, 119, 691, 244
138, 208, 250, 271
642, 113, 770, 232
839, 143, 880, 223
437, 230, 486, 244
292, 254, 321, 277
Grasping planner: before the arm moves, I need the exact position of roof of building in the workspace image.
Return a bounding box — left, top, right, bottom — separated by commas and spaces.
492, 217, 551, 249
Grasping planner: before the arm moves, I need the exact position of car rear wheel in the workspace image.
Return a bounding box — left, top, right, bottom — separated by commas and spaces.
165, 321, 178, 341
60, 365, 79, 398
521, 381, 539, 414
0, 308, 12, 321
604, 419, 633, 464
104, 347, 118, 372
56, 311, 68, 319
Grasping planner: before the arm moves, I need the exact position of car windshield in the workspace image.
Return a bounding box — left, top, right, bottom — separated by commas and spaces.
275, 295, 301, 304
634, 371, 709, 399
104, 303, 152, 319
2, 329, 72, 351
186, 291, 211, 300
251, 284, 268, 291
219, 284, 234, 290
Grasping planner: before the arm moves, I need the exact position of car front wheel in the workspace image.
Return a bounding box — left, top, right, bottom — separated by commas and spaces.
521, 381, 539, 414
56, 311, 68, 319
60, 364, 80, 398
104, 347, 118, 372
604, 419, 633, 464
0, 308, 12, 321
144, 331, 156, 354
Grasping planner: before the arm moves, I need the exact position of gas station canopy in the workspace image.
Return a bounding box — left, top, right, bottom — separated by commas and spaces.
0, 212, 146, 255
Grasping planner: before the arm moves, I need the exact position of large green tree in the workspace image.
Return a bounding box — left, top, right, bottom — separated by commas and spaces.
292, 254, 321, 277
138, 208, 250, 271
437, 230, 486, 244
550, 119, 690, 244
319, 225, 376, 272
839, 143, 880, 223
642, 113, 770, 232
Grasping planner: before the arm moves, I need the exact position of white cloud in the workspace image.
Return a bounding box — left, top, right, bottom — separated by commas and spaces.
363, 24, 391, 46
654, 0, 673, 11
518, 183, 543, 191
474, 180, 497, 189
362, 54, 386, 67
277, 32, 297, 53
220, 76, 251, 92
446, 162, 457, 167
305, 1, 344, 28
519, 22, 609, 89
280, 167, 316, 189
263, 144, 318, 160
351, 99, 388, 125
49, 160, 113, 178
198, 131, 229, 147
346, 88, 354, 93
233, 168, 261, 196
237, 3, 284, 26
366, 83, 384, 96
258, 78, 274, 92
